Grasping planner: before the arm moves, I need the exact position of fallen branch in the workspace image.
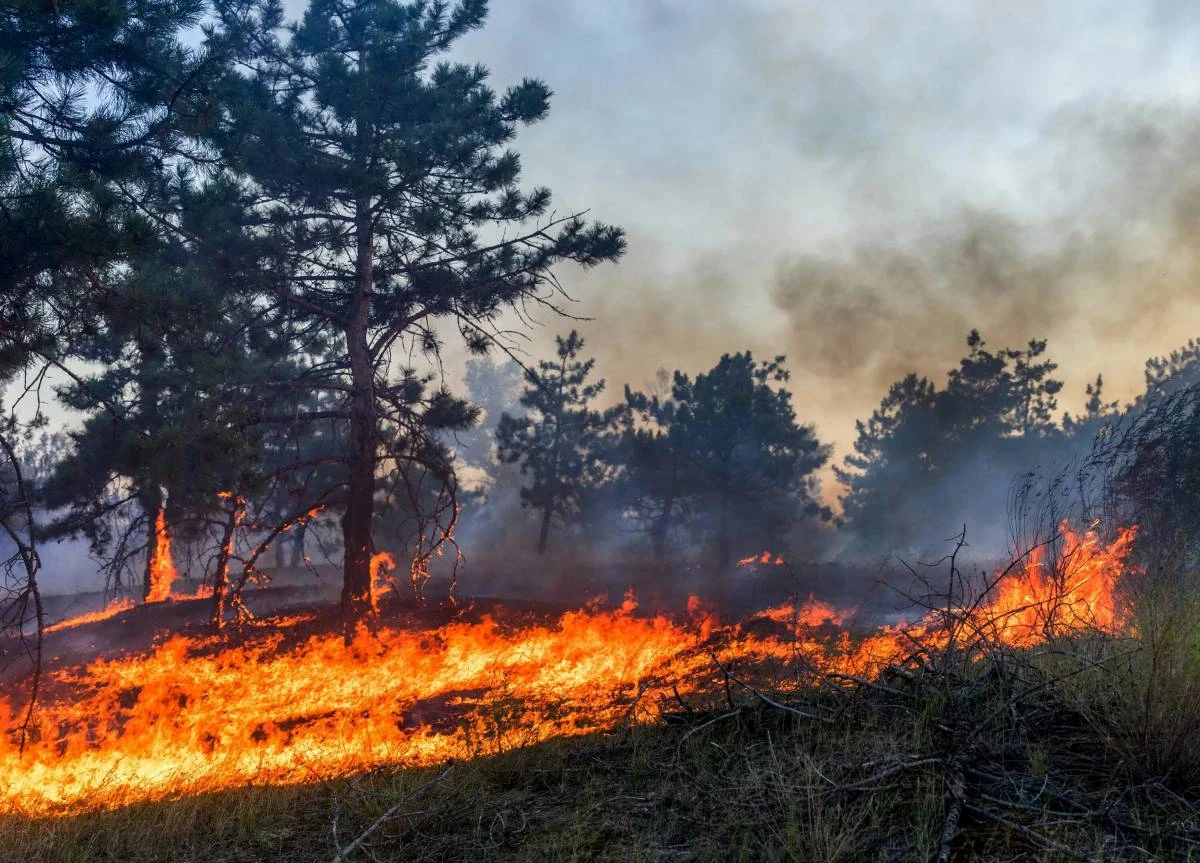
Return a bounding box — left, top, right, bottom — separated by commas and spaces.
330, 762, 455, 863
936, 755, 966, 863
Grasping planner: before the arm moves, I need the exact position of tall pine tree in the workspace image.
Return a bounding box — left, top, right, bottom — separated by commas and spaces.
196, 0, 624, 616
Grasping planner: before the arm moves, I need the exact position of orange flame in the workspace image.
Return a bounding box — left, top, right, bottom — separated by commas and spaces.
45, 599, 135, 633
143, 508, 178, 603
370, 551, 397, 604
737, 551, 785, 567
759, 596, 846, 628
0, 520, 1137, 816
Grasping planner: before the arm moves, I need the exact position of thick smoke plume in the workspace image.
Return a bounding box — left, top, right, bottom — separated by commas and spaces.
452, 2, 1200, 464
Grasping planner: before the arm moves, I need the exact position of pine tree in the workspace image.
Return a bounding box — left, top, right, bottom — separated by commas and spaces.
648, 353, 831, 568
496, 331, 612, 554
0, 0, 218, 378
838, 331, 1066, 552
195, 0, 624, 616
1142, 339, 1200, 400
40, 250, 296, 602
0, 1, 220, 656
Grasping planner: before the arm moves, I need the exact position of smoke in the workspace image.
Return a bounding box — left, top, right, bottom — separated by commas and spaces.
0, 531, 103, 599
125, 1, 1200, 482
443, 2, 1200, 464
21, 2, 1200, 596
770, 101, 1200, 441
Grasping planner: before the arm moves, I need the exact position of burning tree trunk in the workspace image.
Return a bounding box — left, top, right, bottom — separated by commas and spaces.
342, 394, 376, 617
143, 505, 177, 603
211, 493, 246, 627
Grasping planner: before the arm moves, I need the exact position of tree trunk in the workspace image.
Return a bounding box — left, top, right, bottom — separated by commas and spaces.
211, 496, 244, 628
341, 198, 377, 622
137, 337, 166, 601
536, 504, 552, 555
652, 488, 675, 560
716, 493, 731, 570
290, 522, 307, 567
211, 511, 236, 627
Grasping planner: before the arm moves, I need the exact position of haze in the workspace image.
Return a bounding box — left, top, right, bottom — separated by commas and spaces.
439, 1, 1200, 468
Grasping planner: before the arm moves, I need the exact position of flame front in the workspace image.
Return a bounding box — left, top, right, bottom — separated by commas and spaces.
45, 599, 135, 633
1, 521, 1137, 816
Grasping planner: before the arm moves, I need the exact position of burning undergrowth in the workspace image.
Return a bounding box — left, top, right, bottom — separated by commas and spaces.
0, 521, 1146, 831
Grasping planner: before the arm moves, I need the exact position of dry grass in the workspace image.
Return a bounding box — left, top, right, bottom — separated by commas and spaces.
1053, 569, 1200, 787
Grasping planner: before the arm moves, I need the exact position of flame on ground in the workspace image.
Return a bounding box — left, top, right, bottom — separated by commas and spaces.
44, 599, 136, 633
737, 551, 785, 567
1, 521, 1137, 816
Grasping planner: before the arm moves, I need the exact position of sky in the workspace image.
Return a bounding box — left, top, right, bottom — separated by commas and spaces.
414, 0, 1200, 490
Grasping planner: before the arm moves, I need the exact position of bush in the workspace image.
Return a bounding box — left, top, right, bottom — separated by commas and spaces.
1058, 571, 1200, 785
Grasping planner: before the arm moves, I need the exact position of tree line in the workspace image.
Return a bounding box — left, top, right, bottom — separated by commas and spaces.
469, 330, 1200, 565
489, 332, 831, 567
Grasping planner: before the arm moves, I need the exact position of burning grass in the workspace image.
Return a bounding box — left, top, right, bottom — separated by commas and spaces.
7, 638, 1200, 863
6, 522, 1200, 859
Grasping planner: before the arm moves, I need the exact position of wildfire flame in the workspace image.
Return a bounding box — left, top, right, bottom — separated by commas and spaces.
143, 508, 178, 604
44, 599, 135, 633
0, 521, 1137, 816
737, 551, 785, 567
370, 551, 397, 602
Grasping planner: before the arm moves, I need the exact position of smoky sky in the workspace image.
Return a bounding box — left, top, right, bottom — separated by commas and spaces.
428, 1, 1200, 468
60, 0, 1200, 475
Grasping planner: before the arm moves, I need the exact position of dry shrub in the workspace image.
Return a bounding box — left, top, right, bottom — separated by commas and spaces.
1060, 569, 1200, 785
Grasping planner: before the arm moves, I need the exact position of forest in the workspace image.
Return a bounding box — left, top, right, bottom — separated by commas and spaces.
5, 2, 1200, 861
